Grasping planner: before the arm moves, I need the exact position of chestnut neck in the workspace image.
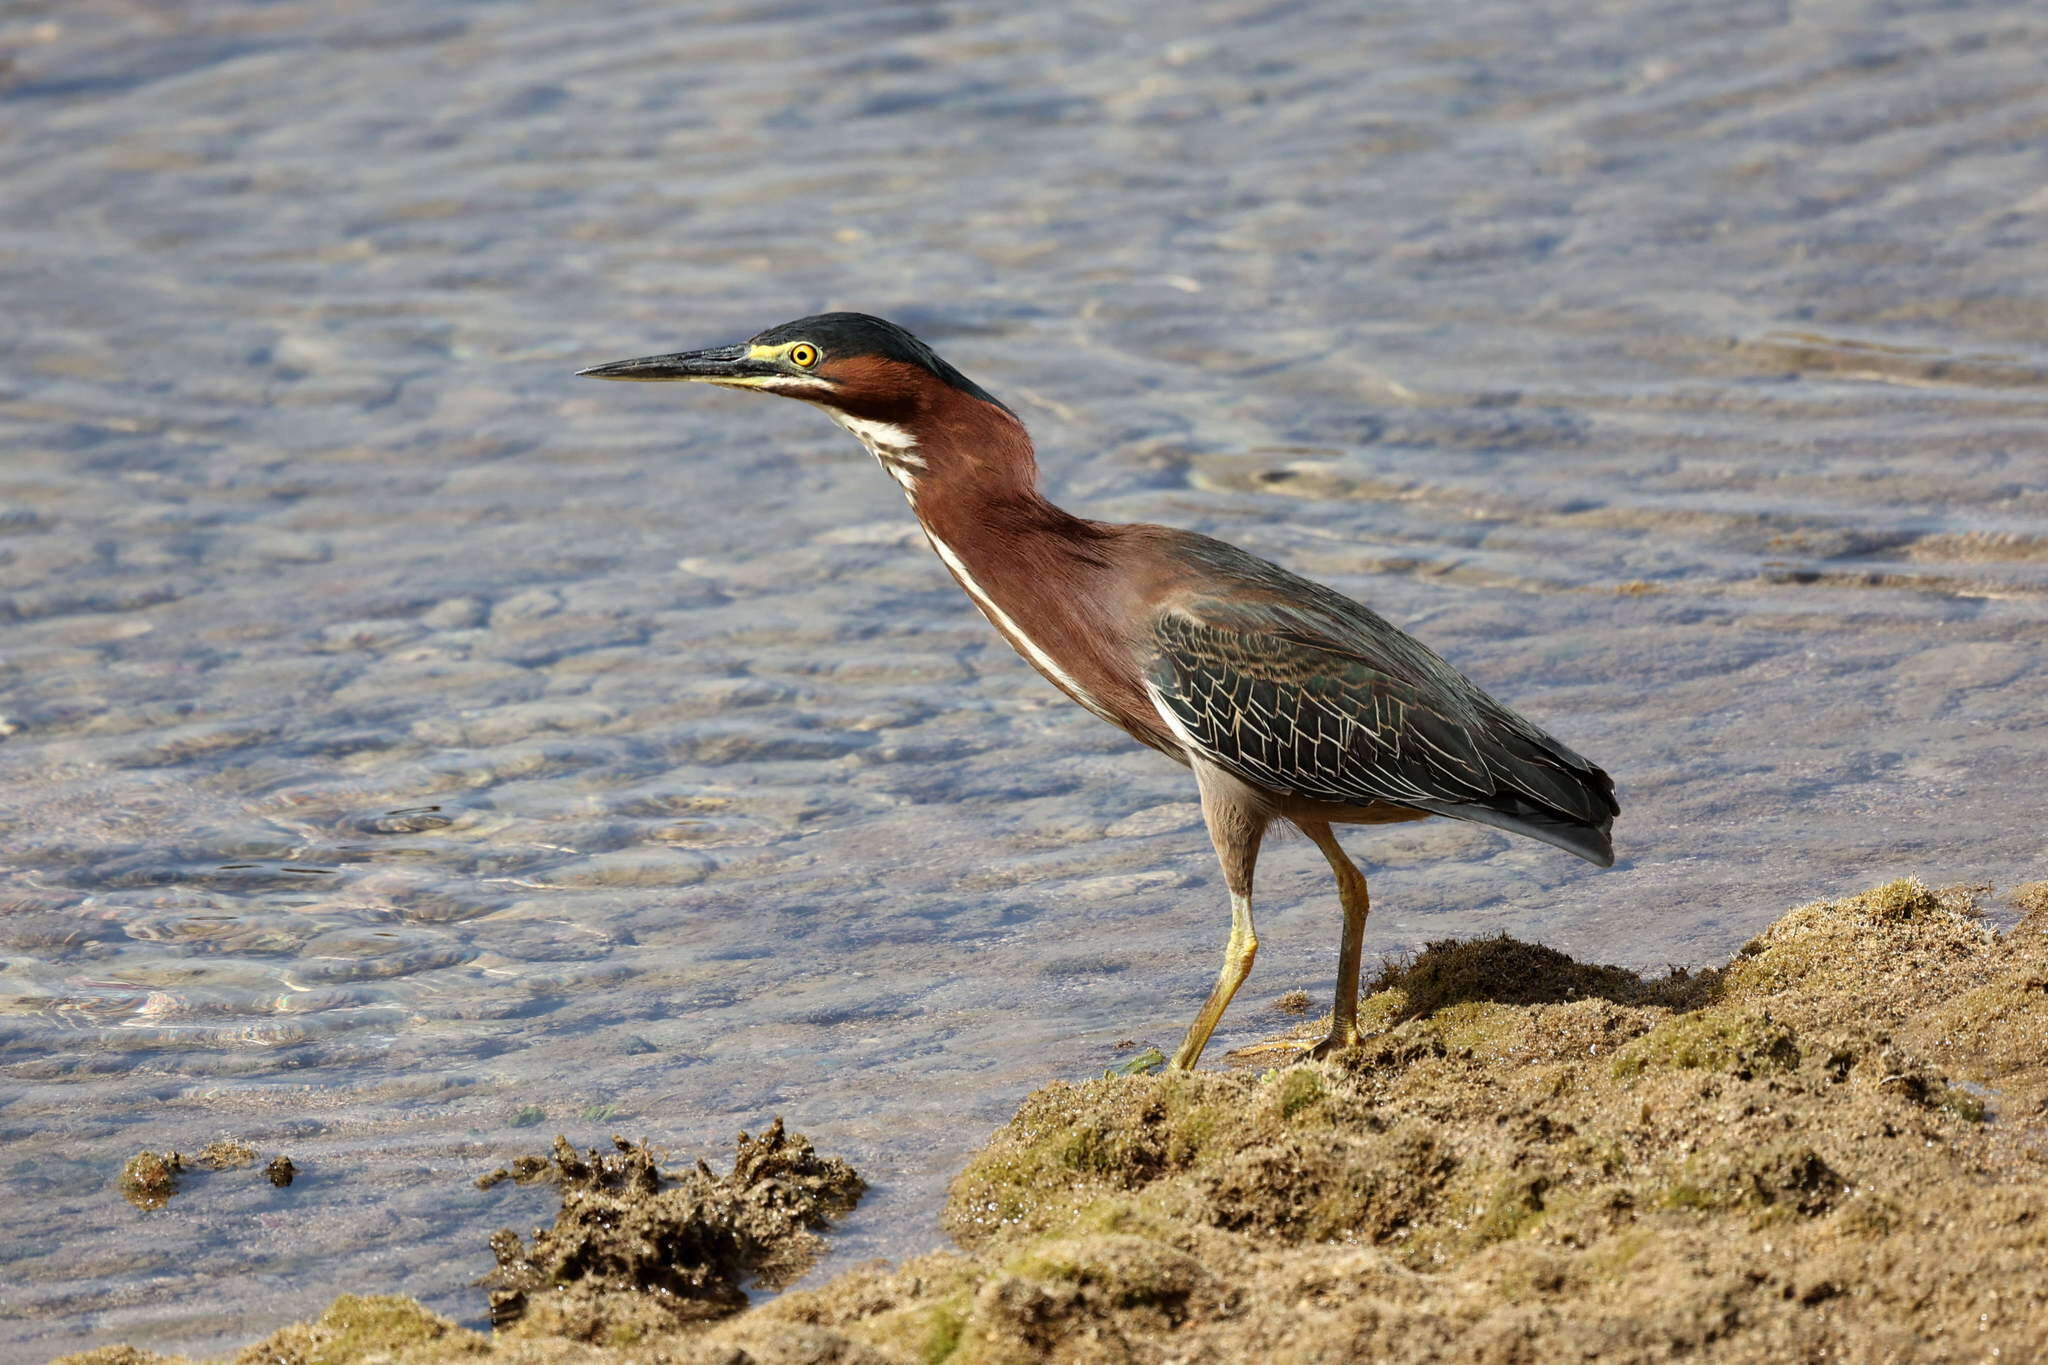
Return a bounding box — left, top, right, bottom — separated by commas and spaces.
842, 377, 1100, 556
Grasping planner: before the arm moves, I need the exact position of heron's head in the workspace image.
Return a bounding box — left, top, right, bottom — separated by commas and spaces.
578, 312, 1011, 428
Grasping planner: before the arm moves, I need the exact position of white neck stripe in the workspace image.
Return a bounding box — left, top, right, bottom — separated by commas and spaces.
925, 532, 1117, 724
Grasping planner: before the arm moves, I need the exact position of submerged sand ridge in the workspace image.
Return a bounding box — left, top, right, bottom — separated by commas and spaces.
61, 878, 2048, 1363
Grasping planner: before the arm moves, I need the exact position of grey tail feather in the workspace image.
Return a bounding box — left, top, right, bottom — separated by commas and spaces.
1409, 799, 1616, 868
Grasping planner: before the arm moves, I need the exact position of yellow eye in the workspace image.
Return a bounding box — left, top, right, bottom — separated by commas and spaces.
789, 343, 818, 369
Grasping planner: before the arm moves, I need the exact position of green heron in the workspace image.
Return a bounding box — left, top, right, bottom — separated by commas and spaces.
580, 313, 1617, 1069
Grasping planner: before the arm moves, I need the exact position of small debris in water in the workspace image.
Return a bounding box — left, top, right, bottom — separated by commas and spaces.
195, 1139, 259, 1171
118, 1151, 183, 1210
1273, 988, 1312, 1014
119, 1141, 295, 1208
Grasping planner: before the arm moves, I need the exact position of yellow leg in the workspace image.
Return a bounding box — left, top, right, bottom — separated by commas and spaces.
1166, 762, 1267, 1072
1300, 822, 1370, 1059
1168, 892, 1257, 1070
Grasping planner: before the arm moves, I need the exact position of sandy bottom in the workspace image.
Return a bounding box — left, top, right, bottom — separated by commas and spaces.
53, 875, 2048, 1364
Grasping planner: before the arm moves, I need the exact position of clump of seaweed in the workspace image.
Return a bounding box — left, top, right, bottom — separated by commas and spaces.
479, 1119, 864, 1344
1359, 930, 1712, 1027
118, 1151, 183, 1211
195, 1139, 258, 1171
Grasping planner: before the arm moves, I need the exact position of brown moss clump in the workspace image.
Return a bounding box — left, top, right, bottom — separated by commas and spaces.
479, 1120, 864, 1344
117, 1140, 297, 1211
195, 1139, 259, 1171
1364, 932, 1710, 1021
118, 1151, 183, 1210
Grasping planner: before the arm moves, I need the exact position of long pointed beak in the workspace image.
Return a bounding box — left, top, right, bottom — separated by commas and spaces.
576, 343, 763, 383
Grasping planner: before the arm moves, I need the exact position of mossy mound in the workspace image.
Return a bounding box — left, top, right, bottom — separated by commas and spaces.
58, 878, 2048, 1364
61, 1296, 482, 1365
750, 878, 2048, 1362
231, 1296, 485, 1365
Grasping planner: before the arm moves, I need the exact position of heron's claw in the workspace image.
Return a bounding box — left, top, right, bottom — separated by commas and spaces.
1304, 1029, 1361, 1063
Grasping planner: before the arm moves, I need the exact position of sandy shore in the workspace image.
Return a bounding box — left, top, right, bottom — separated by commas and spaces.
59, 877, 2048, 1364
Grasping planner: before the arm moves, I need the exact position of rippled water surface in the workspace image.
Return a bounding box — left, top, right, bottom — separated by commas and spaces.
5, 0, 2048, 1355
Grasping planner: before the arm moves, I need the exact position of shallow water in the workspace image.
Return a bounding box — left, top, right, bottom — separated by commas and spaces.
3, 0, 2046, 1356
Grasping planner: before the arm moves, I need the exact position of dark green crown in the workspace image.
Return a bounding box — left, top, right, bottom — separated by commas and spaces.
751, 313, 1012, 414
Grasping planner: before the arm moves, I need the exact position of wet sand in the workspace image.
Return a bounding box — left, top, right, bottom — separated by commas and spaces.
6, 0, 2048, 1356
54, 877, 2048, 1363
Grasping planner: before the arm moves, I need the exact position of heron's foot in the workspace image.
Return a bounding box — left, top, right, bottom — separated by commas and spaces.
1103, 1046, 1167, 1079
1304, 1026, 1362, 1062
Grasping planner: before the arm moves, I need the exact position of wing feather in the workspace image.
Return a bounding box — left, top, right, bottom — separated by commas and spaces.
1143, 565, 1618, 866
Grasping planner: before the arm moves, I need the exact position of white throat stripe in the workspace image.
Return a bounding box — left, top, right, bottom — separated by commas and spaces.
828, 412, 925, 462
826, 410, 927, 497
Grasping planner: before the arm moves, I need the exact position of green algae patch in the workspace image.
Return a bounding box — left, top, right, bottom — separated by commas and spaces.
1199, 1119, 1454, 1249
1468, 1167, 1554, 1245
1000, 1233, 1214, 1314
1412, 998, 1530, 1056
236, 1295, 485, 1365
1274, 1065, 1324, 1119
59, 877, 2048, 1365
943, 1073, 1239, 1245
1657, 1141, 1846, 1217
1610, 1005, 1800, 1080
